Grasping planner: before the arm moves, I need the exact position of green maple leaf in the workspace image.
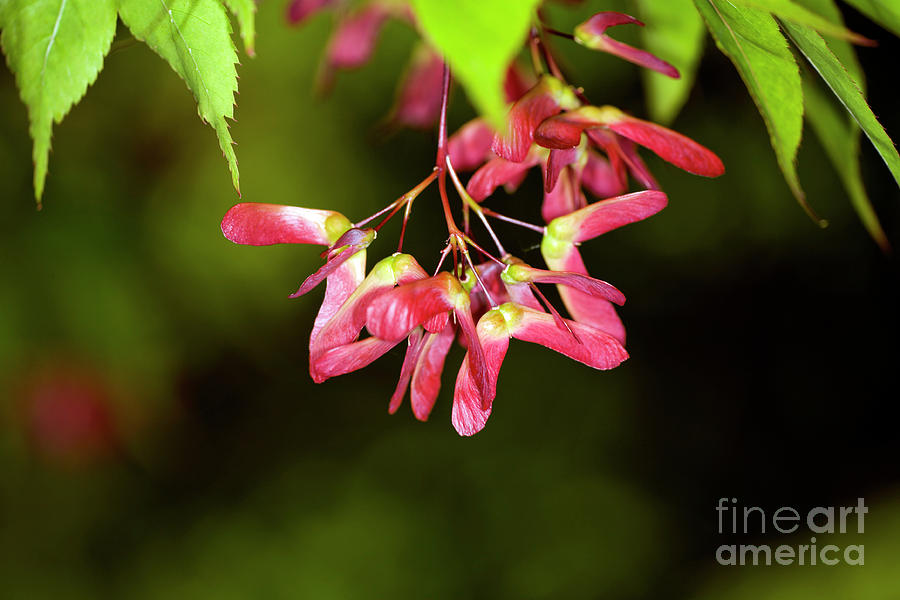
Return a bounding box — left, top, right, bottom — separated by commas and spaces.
118, 0, 241, 195
0, 0, 118, 204
795, 0, 865, 85
804, 78, 889, 251
409, 0, 541, 128
786, 19, 900, 248
694, 0, 823, 224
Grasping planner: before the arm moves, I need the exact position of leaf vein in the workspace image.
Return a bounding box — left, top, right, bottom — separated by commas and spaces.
40, 0, 67, 84
157, 0, 212, 110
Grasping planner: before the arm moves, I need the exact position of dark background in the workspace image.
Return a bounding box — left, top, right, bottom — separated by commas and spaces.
1, 1, 898, 598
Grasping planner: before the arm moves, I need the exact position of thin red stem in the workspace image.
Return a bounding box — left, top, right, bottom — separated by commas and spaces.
354, 199, 401, 229
434, 243, 452, 276
462, 248, 495, 306
397, 197, 414, 251
481, 207, 546, 234
463, 201, 471, 235
529, 30, 545, 76
464, 235, 505, 266
445, 156, 506, 257
433, 62, 466, 275
438, 171, 461, 274
541, 26, 574, 40
530, 282, 581, 344
435, 63, 451, 168
355, 169, 438, 230
537, 35, 566, 82
371, 169, 438, 232
374, 200, 408, 232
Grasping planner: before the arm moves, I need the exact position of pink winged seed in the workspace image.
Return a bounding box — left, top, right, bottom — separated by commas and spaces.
541, 242, 626, 343
286, 0, 336, 25
503, 61, 537, 103
536, 107, 724, 178
389, 328, 427, 415
605, 116, 725, 178
452, 311, 510, 436
308, 250, 366, 351
452, 355, 493, 437
543, 147, 579, 194
510, 306, 629, 370
541, 167, 586, 223
548, 190, 669, 242
367, 273, 492, 408
411, 323, 457, 421
314, 337, 400, 380
575, 12, 679, 78
603, 134, 661, 190
582, 150, 627, 198
391, 47, 445, 129
492, 76, 576, 163
220, 203, 344, 246
585, 129, 648, 190
327, 5, 389, 69
309, 253, 428, 381
365, 273, 459, 342
505, 264, 626, 306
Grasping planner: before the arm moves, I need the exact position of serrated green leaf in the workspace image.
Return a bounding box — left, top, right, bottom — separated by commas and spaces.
731, 0, 870, 42
409, 0, 541, 128
634, 0, 706, 124
841, 0, 900, 38
223, 0, 256, 56
694, 0, 819, 221
783, 21, 900, 192
803, 77, 888, 250
118, 0, 241, 194
0, 0, 117, 203
795, 0, 864, 87
793, 0, 884, 247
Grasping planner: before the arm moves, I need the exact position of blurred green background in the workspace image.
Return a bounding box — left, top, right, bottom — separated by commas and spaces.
1, 1, 899, 598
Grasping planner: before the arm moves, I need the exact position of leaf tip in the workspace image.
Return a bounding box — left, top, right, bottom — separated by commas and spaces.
33, 163, 47, 206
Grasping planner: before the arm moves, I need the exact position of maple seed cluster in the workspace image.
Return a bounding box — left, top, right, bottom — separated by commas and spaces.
221, 8, 725, 435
